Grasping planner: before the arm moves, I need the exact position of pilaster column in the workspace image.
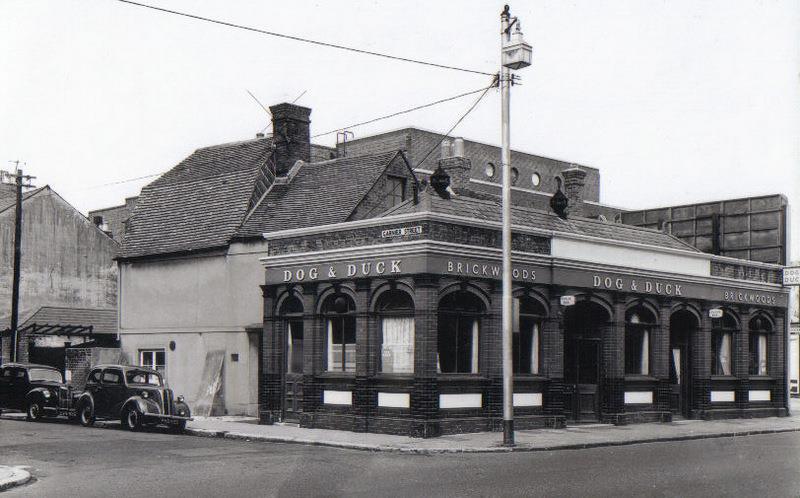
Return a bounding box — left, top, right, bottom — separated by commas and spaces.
601, 296, 625, 419
771, 311, 786, 408
260, 285, 279, 424
301, 284, 320, 415
485, 282, 503, 422
693, 304, 713, 414
543, 290, 565, 419
735, 307, 751, 410
653, 301, 673, 412
410, 274, 440, 438
352, 279, 373, 432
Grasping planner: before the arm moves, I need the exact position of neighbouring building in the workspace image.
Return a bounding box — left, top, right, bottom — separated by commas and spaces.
0, 185, 119, 367
258, 149, 789, 436
789, 276, 799, 396
88, 196, 139, 243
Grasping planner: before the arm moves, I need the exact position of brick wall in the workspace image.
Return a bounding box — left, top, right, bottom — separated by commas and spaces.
65, 347, 122, 389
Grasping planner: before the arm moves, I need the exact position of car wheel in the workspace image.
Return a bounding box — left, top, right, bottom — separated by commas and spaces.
78, 402, 95, 427
26, 400, 43, 421
123, 406, 143, 432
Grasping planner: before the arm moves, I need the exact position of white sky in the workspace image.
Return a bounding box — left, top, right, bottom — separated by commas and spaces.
1, 0, 798, 259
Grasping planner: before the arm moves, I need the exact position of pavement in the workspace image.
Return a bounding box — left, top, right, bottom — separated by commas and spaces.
184, 397, 800, 453
0, 465, 30, 492
1, 399, 799, 492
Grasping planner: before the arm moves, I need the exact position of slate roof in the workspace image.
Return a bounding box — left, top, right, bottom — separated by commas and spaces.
1, 306, 117, 336
120, 138, 274, 258
387, 188, 699, 252
235, 150, 404, 238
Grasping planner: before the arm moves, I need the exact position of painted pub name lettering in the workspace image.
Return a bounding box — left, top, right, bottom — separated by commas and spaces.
283, 260, 402, 282
447, 260, 536, 281
593, 275, 683, 296
723, 290, 777, 306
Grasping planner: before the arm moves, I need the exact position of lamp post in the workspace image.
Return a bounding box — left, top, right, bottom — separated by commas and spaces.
500, 4, 532, 447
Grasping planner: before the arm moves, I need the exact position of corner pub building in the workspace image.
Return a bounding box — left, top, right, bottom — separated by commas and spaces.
258, 153, 789, 438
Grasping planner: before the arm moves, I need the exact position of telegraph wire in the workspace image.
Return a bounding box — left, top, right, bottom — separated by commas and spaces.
114, 0, 494, 76
68, 81, 497, 192
311, 84, 494, 139
412, 74, 498, 170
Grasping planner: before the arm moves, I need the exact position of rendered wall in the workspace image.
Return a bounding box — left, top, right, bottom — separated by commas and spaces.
118, 241, 267, 415
0, 188, 118, 326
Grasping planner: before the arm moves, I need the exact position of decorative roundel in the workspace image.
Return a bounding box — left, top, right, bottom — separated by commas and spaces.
484, 162, 496, 179
531, 172, 541, 187
511, 167, 519, 185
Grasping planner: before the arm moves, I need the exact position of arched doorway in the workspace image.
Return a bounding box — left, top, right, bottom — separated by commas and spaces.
279, 295, 304, 420
564, 300, 609, 421
669, 309, 698, 417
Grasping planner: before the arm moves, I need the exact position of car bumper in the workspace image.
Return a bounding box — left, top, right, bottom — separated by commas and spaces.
142, 413, 193, 422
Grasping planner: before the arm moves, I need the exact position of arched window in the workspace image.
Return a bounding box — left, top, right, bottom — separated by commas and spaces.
625, 305, 656, 375
376, 290, 415, 374
280, 296, 304, 374
712, 311, 738, 376
321, 293, 356, 373
749, 315, 771, 376
513, 296, 545, 375
438, 291, 484, 374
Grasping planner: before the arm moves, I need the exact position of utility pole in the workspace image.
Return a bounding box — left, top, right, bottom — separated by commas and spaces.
1, 162, 36, 362
499, 5, 532, 447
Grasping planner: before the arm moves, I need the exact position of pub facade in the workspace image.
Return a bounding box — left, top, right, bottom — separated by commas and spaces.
258, 169, 789, 437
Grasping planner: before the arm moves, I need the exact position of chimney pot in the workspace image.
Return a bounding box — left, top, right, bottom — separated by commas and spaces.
441, 139, 452, 159
453, 137, 465, 157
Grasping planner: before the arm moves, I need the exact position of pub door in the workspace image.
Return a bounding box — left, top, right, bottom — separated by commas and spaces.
563, 302, 607, 423
669, 311, 696, 418
282, 320, 304, 422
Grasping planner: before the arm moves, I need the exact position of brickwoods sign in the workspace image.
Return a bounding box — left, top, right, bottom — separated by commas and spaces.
265, 255, 786, 307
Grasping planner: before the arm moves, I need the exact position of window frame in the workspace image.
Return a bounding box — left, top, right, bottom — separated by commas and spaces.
437, 291, 485, 375
512, 296, 545, 376
376, 290, 415, 375
322, 294, 357, 374
386, 175, 407, 208
624, 306, 656, 377
748, 316, 771, 377
711, 312, 738, 377
139, 348, 166, 376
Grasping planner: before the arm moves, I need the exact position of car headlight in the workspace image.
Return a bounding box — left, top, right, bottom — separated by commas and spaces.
177, 395, 184, 403
43, 390, 52, 399
141, 391, 149, 399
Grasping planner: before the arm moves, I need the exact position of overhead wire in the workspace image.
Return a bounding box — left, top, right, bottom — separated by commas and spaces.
114, 0, 494, 76
69, 79, 498, 192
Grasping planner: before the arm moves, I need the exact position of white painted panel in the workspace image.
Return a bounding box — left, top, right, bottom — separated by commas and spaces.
513, 393, 543, 407
439, 393, 482, 409
624, 391, 653, 404
323, 390, 352, 405
710, 390, 735, 403
378, 392, 410, 408
748, 390, 771, 402
551, 237, 710, 277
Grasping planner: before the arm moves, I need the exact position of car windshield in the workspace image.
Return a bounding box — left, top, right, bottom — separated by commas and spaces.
28, 368, 63, 383
126, 370, 162, 386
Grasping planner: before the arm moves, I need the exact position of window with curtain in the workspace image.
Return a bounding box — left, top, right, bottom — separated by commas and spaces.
625, 306, 655, 375
712, 311, 738, 376
437, 291, 484, 374
322, 294, 356, 373
377, 290, 415, 374
749, 316, 771, 376
513, 296, 545, 375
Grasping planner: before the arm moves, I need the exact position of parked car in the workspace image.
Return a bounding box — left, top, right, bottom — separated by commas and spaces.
75, 364, 192, 432
0, 363, 76, 421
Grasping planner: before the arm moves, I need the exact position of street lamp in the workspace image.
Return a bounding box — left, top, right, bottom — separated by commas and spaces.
500, 4, 532, 447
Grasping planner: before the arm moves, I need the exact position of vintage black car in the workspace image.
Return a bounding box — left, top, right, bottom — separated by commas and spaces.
75, 364, 192, 432
0, 363, 75, 420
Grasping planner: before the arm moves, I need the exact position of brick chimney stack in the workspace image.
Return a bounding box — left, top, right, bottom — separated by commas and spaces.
437, 137, 471, 192
562, 166, 587, 218
269, 103, 311, 176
